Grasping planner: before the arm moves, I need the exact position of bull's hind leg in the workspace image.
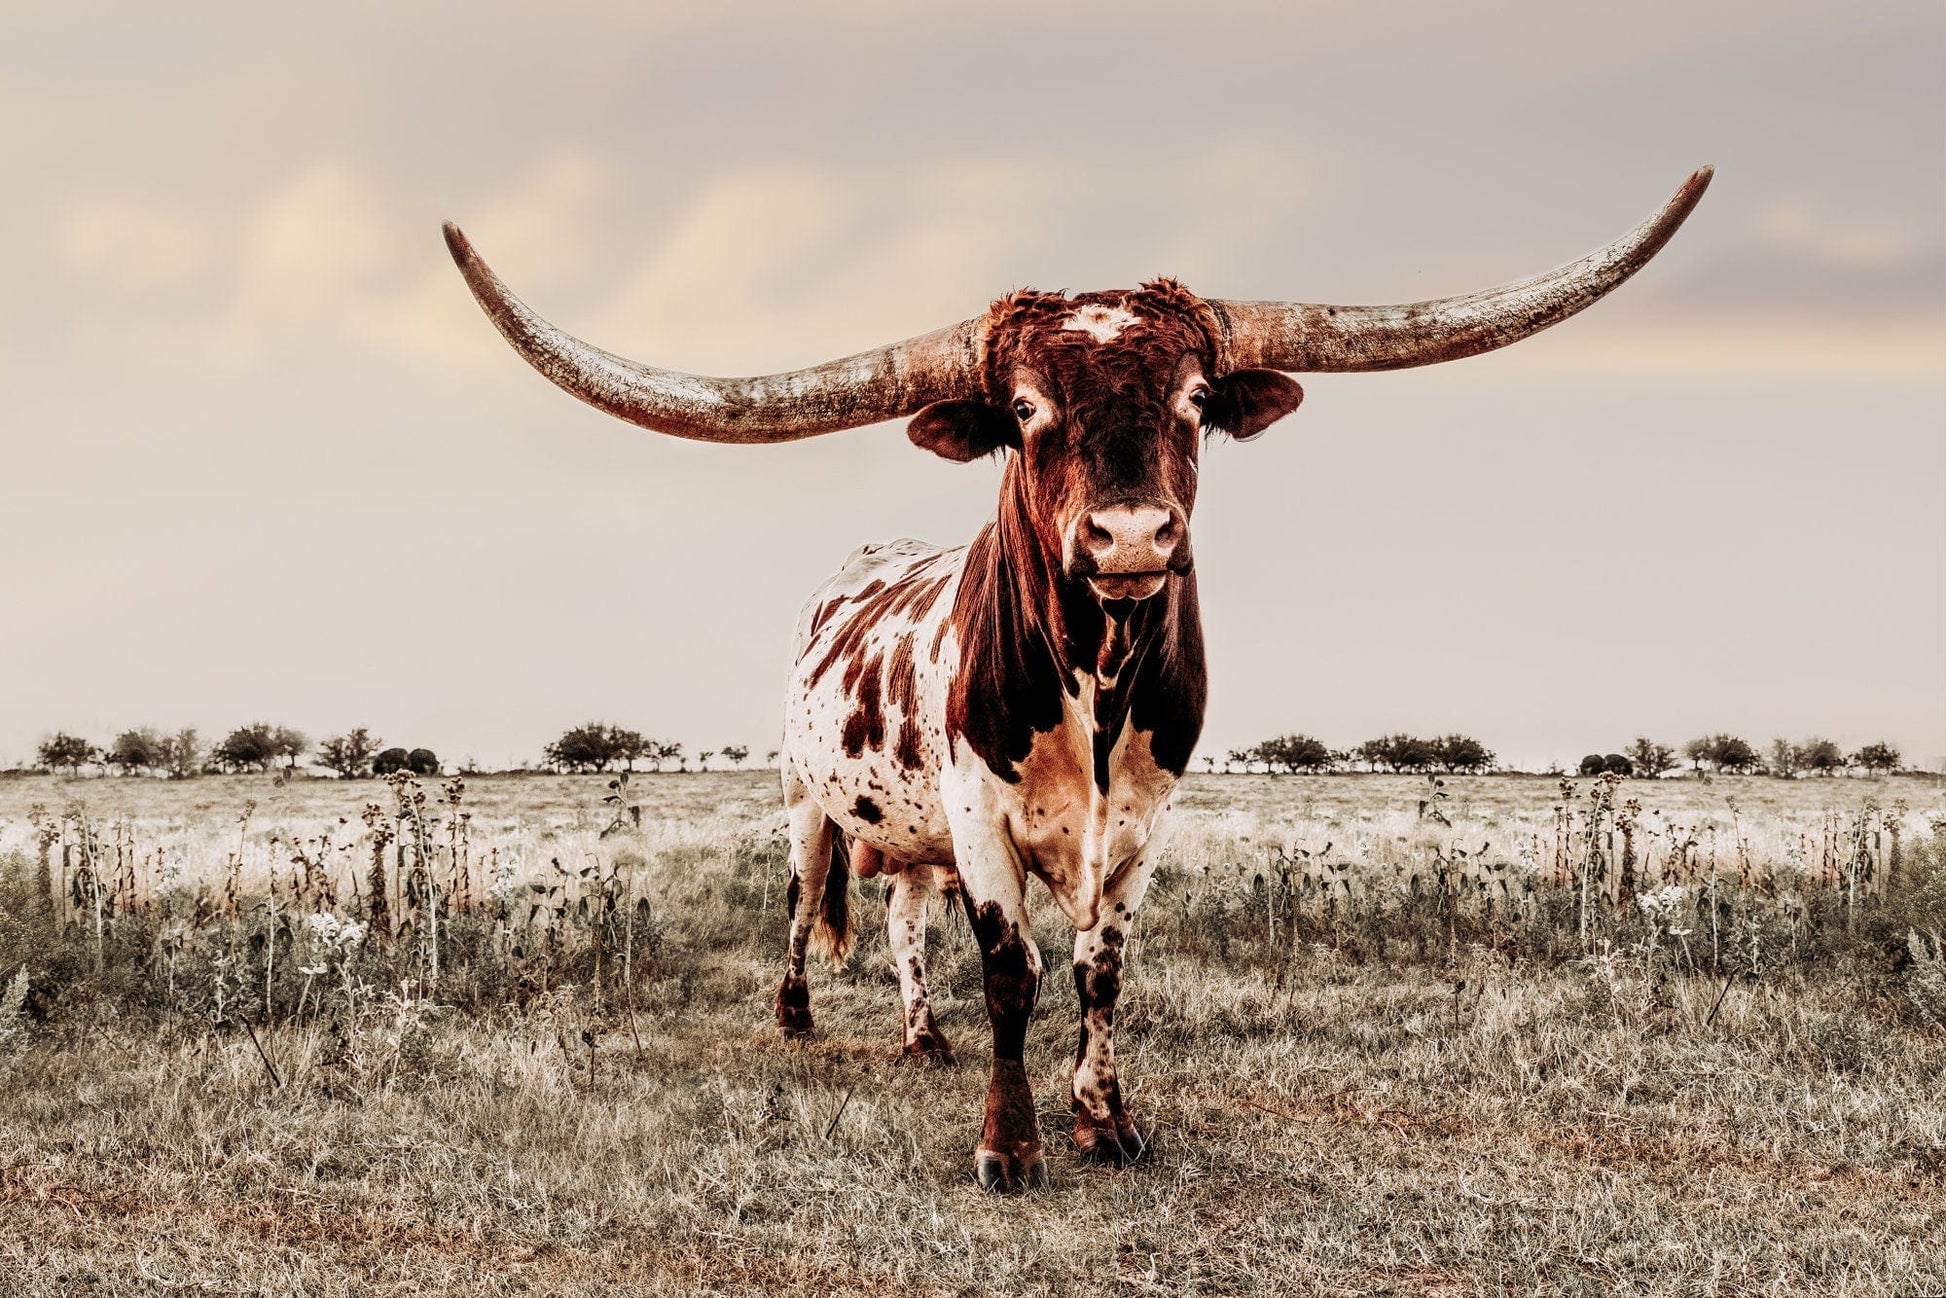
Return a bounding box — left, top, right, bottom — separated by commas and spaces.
1071, 849, 1159, 1166
776, 766, 837, 1040
886, 866, 954, 1064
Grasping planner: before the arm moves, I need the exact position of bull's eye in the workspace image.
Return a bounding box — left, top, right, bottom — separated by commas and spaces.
1012, 399, 1036, 423
1187, 386, 1210, 409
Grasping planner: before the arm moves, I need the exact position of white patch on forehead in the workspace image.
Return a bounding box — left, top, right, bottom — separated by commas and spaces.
1061, 305, 1141, 345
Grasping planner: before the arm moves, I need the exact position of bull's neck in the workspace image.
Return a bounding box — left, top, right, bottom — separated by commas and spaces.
945, 471, 1207, 785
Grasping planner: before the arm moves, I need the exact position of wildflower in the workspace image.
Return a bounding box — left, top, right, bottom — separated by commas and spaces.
1637, 884, 1685, 915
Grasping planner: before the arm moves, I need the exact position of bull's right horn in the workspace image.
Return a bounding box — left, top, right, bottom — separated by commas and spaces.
443, 223, 987, 444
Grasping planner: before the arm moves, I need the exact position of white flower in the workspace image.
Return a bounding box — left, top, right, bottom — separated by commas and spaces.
1636, 884, 1685, 916
305, 912, 343, 943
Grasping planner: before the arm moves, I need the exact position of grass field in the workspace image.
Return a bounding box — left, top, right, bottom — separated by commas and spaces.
1, 772, 1942, 1295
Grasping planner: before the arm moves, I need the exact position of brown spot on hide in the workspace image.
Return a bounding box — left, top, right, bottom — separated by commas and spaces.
965, 899, 1039, 1060
885, 637, 924, 770
841, 655, 885, 757
852, 795, 883, 826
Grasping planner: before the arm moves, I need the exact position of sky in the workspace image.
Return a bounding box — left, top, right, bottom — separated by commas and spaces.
1, 1, 1941, 772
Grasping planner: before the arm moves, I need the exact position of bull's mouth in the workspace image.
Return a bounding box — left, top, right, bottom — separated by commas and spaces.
1087, 571, 1169, 602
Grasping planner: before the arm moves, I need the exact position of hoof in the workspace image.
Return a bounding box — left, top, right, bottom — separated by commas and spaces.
1073, 1112, 1149, 1167
902, 1029, 957, 1067
975, 1147, 1048, 1193
775, 976, 813, 1039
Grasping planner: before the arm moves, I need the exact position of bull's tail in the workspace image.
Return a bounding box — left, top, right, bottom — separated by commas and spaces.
812, 829, 854, 969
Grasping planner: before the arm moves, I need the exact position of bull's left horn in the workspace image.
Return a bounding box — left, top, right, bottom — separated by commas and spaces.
442, 223, 986, 443
1209, 167, 1712, 374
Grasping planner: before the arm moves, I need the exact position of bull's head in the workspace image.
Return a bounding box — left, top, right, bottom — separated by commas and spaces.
444, 169, 1710, 606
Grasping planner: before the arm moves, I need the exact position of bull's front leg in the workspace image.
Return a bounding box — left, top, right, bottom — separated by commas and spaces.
949, 815, 1045, 1192
1071, 848, 1157, 1166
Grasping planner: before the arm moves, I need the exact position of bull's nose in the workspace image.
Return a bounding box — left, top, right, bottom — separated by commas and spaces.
1080, 505, 1180, 573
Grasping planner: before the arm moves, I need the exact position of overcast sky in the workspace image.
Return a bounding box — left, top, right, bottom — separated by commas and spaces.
2, 1, 1940, 771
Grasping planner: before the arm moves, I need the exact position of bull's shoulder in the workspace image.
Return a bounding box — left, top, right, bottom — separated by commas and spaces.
791, 539, 965, 653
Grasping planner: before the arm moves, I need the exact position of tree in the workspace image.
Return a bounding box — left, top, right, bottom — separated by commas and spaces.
1430, 734, 1494, 773
163, 728, 201, 779
655, 741, 684, 772
108, 727, 167, 775
373, 747, 411, 776
1853, 741, 1901, 774
272, 727, 308, 772
697, 750, 715, 772
608, 728, 650, 771
1682, 737, 1712, 774
1602, 753, 1633, 776
1701, 734, 1760, 774
1683, 734, 1758, 775
765, 749, 780, 767
1578, 754, 1607, 777
405, 748, 441, 776
37, 732, 97, 774
722, 744, 750, 768
545, 723, 624, 772
1357, 734, 1438, 773
213, 723, 280, 773
1795, 737, 1845, 777
1255, 735, 1334, 774
318, 728, 380, 779
1768, 738, 1801, 779
1625, 737, 1674, 779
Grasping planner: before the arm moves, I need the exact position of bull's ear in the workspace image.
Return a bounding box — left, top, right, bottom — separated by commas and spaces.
1206, 370, 1304, 441
906, 400, 1018, 462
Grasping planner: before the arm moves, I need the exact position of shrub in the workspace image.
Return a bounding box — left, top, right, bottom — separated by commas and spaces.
1578, 754, 1606, 777
406, 748, 441, 777
1602, 753, 1633, 776
373, 747, 412, 776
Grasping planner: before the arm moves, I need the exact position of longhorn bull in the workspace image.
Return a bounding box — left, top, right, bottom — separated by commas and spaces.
445, 168, 1711, 1190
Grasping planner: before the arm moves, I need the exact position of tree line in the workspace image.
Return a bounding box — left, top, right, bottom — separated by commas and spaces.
1220, 733, 1495, 774
541, 723, 764, 773
24, 721, 771, 778
31, 725, 439, 779
25, 722, 1912, 779
1215, 731, 1907, 777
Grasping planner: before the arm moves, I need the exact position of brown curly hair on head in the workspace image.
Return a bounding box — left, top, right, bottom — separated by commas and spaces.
977, 282, 1222, 400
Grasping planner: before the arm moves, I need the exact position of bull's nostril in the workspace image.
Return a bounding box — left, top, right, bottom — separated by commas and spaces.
1155, 517, 1180, 546
1083, 518, 1115, 551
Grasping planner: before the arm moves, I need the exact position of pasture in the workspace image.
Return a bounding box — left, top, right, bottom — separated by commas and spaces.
1, 771, 1941, 1295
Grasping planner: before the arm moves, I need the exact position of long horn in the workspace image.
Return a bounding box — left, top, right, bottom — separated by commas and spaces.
1211, 167, 1712, 373
442, 223, 985, 443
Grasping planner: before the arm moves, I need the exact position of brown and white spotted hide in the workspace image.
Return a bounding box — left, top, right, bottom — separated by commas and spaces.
776, 283, 1300, 1191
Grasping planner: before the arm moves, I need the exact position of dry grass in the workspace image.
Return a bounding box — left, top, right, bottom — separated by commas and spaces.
0, 772, 1942, 1295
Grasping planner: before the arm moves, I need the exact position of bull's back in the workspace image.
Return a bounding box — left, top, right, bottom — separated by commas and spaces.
783, 540, 964, 859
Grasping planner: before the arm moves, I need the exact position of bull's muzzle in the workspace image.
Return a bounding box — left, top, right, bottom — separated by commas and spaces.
1072, 504, 1187, 601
